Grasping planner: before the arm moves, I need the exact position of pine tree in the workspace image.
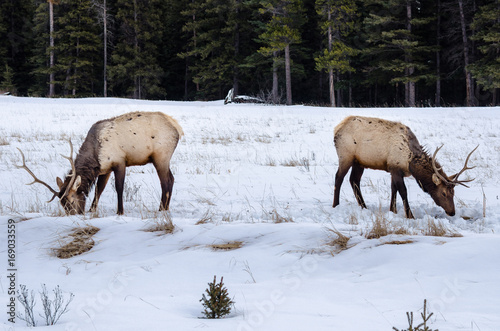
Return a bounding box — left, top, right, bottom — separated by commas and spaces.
470, 0, 500, 105
0, 0, 35, 95
0, 64, 16, 94
109, 0, 165, 99
200, 276, 234, 319
363, 0, 435, 106
259, 0, 305, 105
315, 0, 358, 106
55, 0, 101, 96
179, 0, 243, 100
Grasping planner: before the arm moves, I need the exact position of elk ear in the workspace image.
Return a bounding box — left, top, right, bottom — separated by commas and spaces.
56, 177, 64, 190
73, 175, 82, 190
432, 173, 441, 186
448, 173, 458, 181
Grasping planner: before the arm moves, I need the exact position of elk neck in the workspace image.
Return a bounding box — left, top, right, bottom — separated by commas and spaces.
408, 148, 446, 193
70, 127, 102, 196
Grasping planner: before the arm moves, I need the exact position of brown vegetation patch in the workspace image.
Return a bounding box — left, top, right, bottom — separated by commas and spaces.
383, 240, 414, 245
270, 209, 294, 223
209, 241, 243, 251
143, 212, 175, 234
425, 219, 463, 238
326, 228, 351, 253
54, 226, 99, 259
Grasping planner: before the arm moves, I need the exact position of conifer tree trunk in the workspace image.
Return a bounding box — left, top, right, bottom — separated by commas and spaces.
48, 0, 55, 97
284, 44, 292, 105
436, 0, 441, 106
233, 0, 240, 96
458, 0, 475, 106
272, 51, 278, 103
406, 0, 415, 107
133, 0, 140, 99
103, 0, 107, 97
328, 9, 335, 107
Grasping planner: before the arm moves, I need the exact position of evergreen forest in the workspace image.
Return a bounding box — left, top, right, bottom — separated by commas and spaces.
0, 0, 498, 106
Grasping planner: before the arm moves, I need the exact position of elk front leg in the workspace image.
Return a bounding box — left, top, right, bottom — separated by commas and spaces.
391, 171, 414, 219
90, 173, 111, 212
390, 177, 398, 214
349, 162, 366, 209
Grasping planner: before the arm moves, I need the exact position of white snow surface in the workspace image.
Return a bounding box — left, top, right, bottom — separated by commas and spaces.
0, 97, 499, 330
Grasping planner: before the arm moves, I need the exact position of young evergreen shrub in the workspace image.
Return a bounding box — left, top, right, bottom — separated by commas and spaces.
200, 276, 234, 319
393, 299, 438, 331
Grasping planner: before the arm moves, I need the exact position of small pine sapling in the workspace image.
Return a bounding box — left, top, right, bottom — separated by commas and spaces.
393, 300, 438, 331
200, 275, 234, 319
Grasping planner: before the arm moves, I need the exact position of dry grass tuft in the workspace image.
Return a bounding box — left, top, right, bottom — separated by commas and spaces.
144, 212, 175, 234
366, 212, 390, 239
54, 226, 100, 259
270, 209, 293, 223
383, 240, 414, 245
326, 228, 351, 253
425, 219, 463, 237
209, 241, 243, 251
196, 210, 214, 225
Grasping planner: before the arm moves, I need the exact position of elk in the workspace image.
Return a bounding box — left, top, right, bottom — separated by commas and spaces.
332, 116, 477, 218
17, 111, 183, 215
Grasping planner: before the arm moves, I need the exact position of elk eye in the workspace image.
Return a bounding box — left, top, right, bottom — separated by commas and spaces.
442, 192, 447, 197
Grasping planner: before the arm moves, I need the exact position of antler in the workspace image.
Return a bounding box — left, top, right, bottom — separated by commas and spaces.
451, 145, 478, 187
432, 144, 478, 187
431, 145, 451, 185
16, 148, 59, 202
60, 139, 77, 199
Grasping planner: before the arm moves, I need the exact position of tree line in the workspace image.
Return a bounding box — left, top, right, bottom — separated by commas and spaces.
0, 0, 498, 106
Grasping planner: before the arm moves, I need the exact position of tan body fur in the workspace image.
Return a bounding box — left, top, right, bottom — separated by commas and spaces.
334, 116, 420, 175
57, 111, 183, 215
332, 116, 470, 218
97, 112, 183, 173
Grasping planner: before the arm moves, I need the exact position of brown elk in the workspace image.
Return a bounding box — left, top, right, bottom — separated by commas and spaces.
332, 116, 477, 218
17, 111, 183, 215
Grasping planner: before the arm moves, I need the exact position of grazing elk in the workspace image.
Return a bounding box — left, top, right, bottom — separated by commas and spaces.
332, 116, 477, 218
17, 111, 183, 215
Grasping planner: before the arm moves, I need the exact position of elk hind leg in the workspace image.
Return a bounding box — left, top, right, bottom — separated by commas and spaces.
333, 159, 352, 208
154, 161, 174, 211
349, 161, 366, 209
90, 173, 111, 212
113, 165, 126, 215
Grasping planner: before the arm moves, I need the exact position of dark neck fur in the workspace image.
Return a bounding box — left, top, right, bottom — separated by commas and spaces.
409, 147, 447, 194
70, 125, 102, 197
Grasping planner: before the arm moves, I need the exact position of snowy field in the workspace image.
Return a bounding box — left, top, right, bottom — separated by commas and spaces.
0, 96, 499, 330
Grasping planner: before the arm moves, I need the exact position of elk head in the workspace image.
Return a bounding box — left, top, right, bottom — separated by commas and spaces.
428, 145, 478, 216
17, 140, 85, 215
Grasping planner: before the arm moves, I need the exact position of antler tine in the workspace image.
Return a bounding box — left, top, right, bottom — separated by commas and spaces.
60, 139, 77, 199
452, 145, 479, 187
16, 148, 59, 202
431, 144, 451, 184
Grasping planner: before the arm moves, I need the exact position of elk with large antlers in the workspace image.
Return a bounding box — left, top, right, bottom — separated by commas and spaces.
333, 116, 477, 218
17, 111, 183, 215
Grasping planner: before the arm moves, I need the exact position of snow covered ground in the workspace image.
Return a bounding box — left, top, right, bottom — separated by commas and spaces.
0, 96, 499, 330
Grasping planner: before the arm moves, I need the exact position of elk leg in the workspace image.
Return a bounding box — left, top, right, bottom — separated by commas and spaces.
391, 171, 414, 219
333, 161, 352, 207
90, 173, 111, 212
390, 177, 398, 214
154, 162, 174, 211
163, 170, 175, 210
113, 165, 126, 215
349, 162, 366, 208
